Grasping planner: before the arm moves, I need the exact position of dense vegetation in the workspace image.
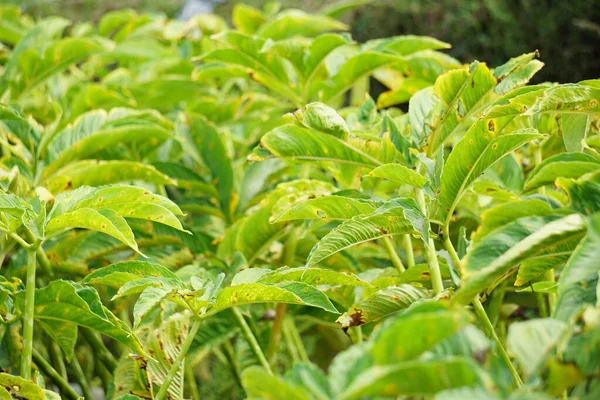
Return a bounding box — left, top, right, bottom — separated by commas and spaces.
0, 2, 599, 399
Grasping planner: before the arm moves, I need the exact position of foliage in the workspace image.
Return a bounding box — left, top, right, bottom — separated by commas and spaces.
0, 2, 599, 399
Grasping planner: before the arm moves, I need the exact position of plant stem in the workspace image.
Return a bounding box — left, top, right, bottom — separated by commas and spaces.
414, 189, 444, 294
472, 296, 523, 388
70, 354, 94, 400
350, 326, 363, 344
403, 234, 415, 268
95, 357, 112, 392
49, 341, 68, 380
486, 281, 507, 327
32, 349, 80, 400
543, 269, 557, 315
20, 247, 37, 380
156, 319, 202, 400
221, 341, 243, 388
536, 293, 549, 318
382, 236, 405, 272
282, 321, 300, 363
266, 303, 286, 365
36, 246, 54, 278
266, 227, 299, 363
286, 317, 308, 362
533, 141, 557, 314
232, 308, 272, 375
443, 226, 463, 275
281, 227, 300, 267
81, 328, 118, 371
185, 363, 201, 400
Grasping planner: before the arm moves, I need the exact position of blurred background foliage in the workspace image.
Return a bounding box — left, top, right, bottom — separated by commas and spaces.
9, 0, 600, 84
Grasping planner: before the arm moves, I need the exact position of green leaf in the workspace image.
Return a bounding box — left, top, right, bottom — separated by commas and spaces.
254, 124, 381, 167
83, 260, 179, 288
0, 192, 31, 215
371, 302, 470, 363
453, 214, 587, 304
48, 185, 186, 232
439, 122, 543, 221
524, 153, 600, 192
336, 285, 430, 328
367, 35, 451, 55
275, 196, 377, 222
145, 313, 188, 399
515, 234, 581, 286
291, 102, 349, 138
425, 54, 543, 155
44, 124, 172, 178
320, 0, 372, 18
13, 36, 110, 97
232, 4, 266, 34
304, 33, 353, 79
258, 266, 370, 287
211, 282, 338, 314
557, 170, 600, 215
525, 84, 600, 152
112, 277, 184, 300
186, 114, 234, 220
285, 363, 332, 400
339, 357, 485, 399
473, 198, 563, 244
554, 213, 600, 321
45, 207, 139, 252
46, 160, 175, 192
515, 281, 558, 294
507, 318, 568, 377
365, 163, 427, 188
426, 62, 497, 154
257, 9, 347, 40
16, 280, 146, 356
0, 373, 60, 400
242, 366, 312, 400
306, 199, 427, 266
318, 52, 403, 101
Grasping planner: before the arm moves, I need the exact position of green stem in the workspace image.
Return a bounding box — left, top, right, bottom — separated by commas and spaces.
533, 141, 557, 315
266, 303, 287, 365
415, 189, 444, 294
70, 354, 94, 400
472, 296, 523, 388
81, 328, 118, 371
32, 349, 80, 400
156, 319, 202, 400
281, 227, 300, 267
350, 326, 363, 344
221, 341, 243, 388
486, 281, 507, 327
536, 293, 549, 318
20, 247, 37, 379
403, 234, 415, 268
286, 318, 308, 362
36, 246, 54, 278
543, 269, 557, 315
185, 363, 201, 400
282, 322, 300, 363
232, 308, 272, 375
382, 236, 405, 272
96, 357, 112, 392
443, 226, 463, 275
49, 341, 68, 380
